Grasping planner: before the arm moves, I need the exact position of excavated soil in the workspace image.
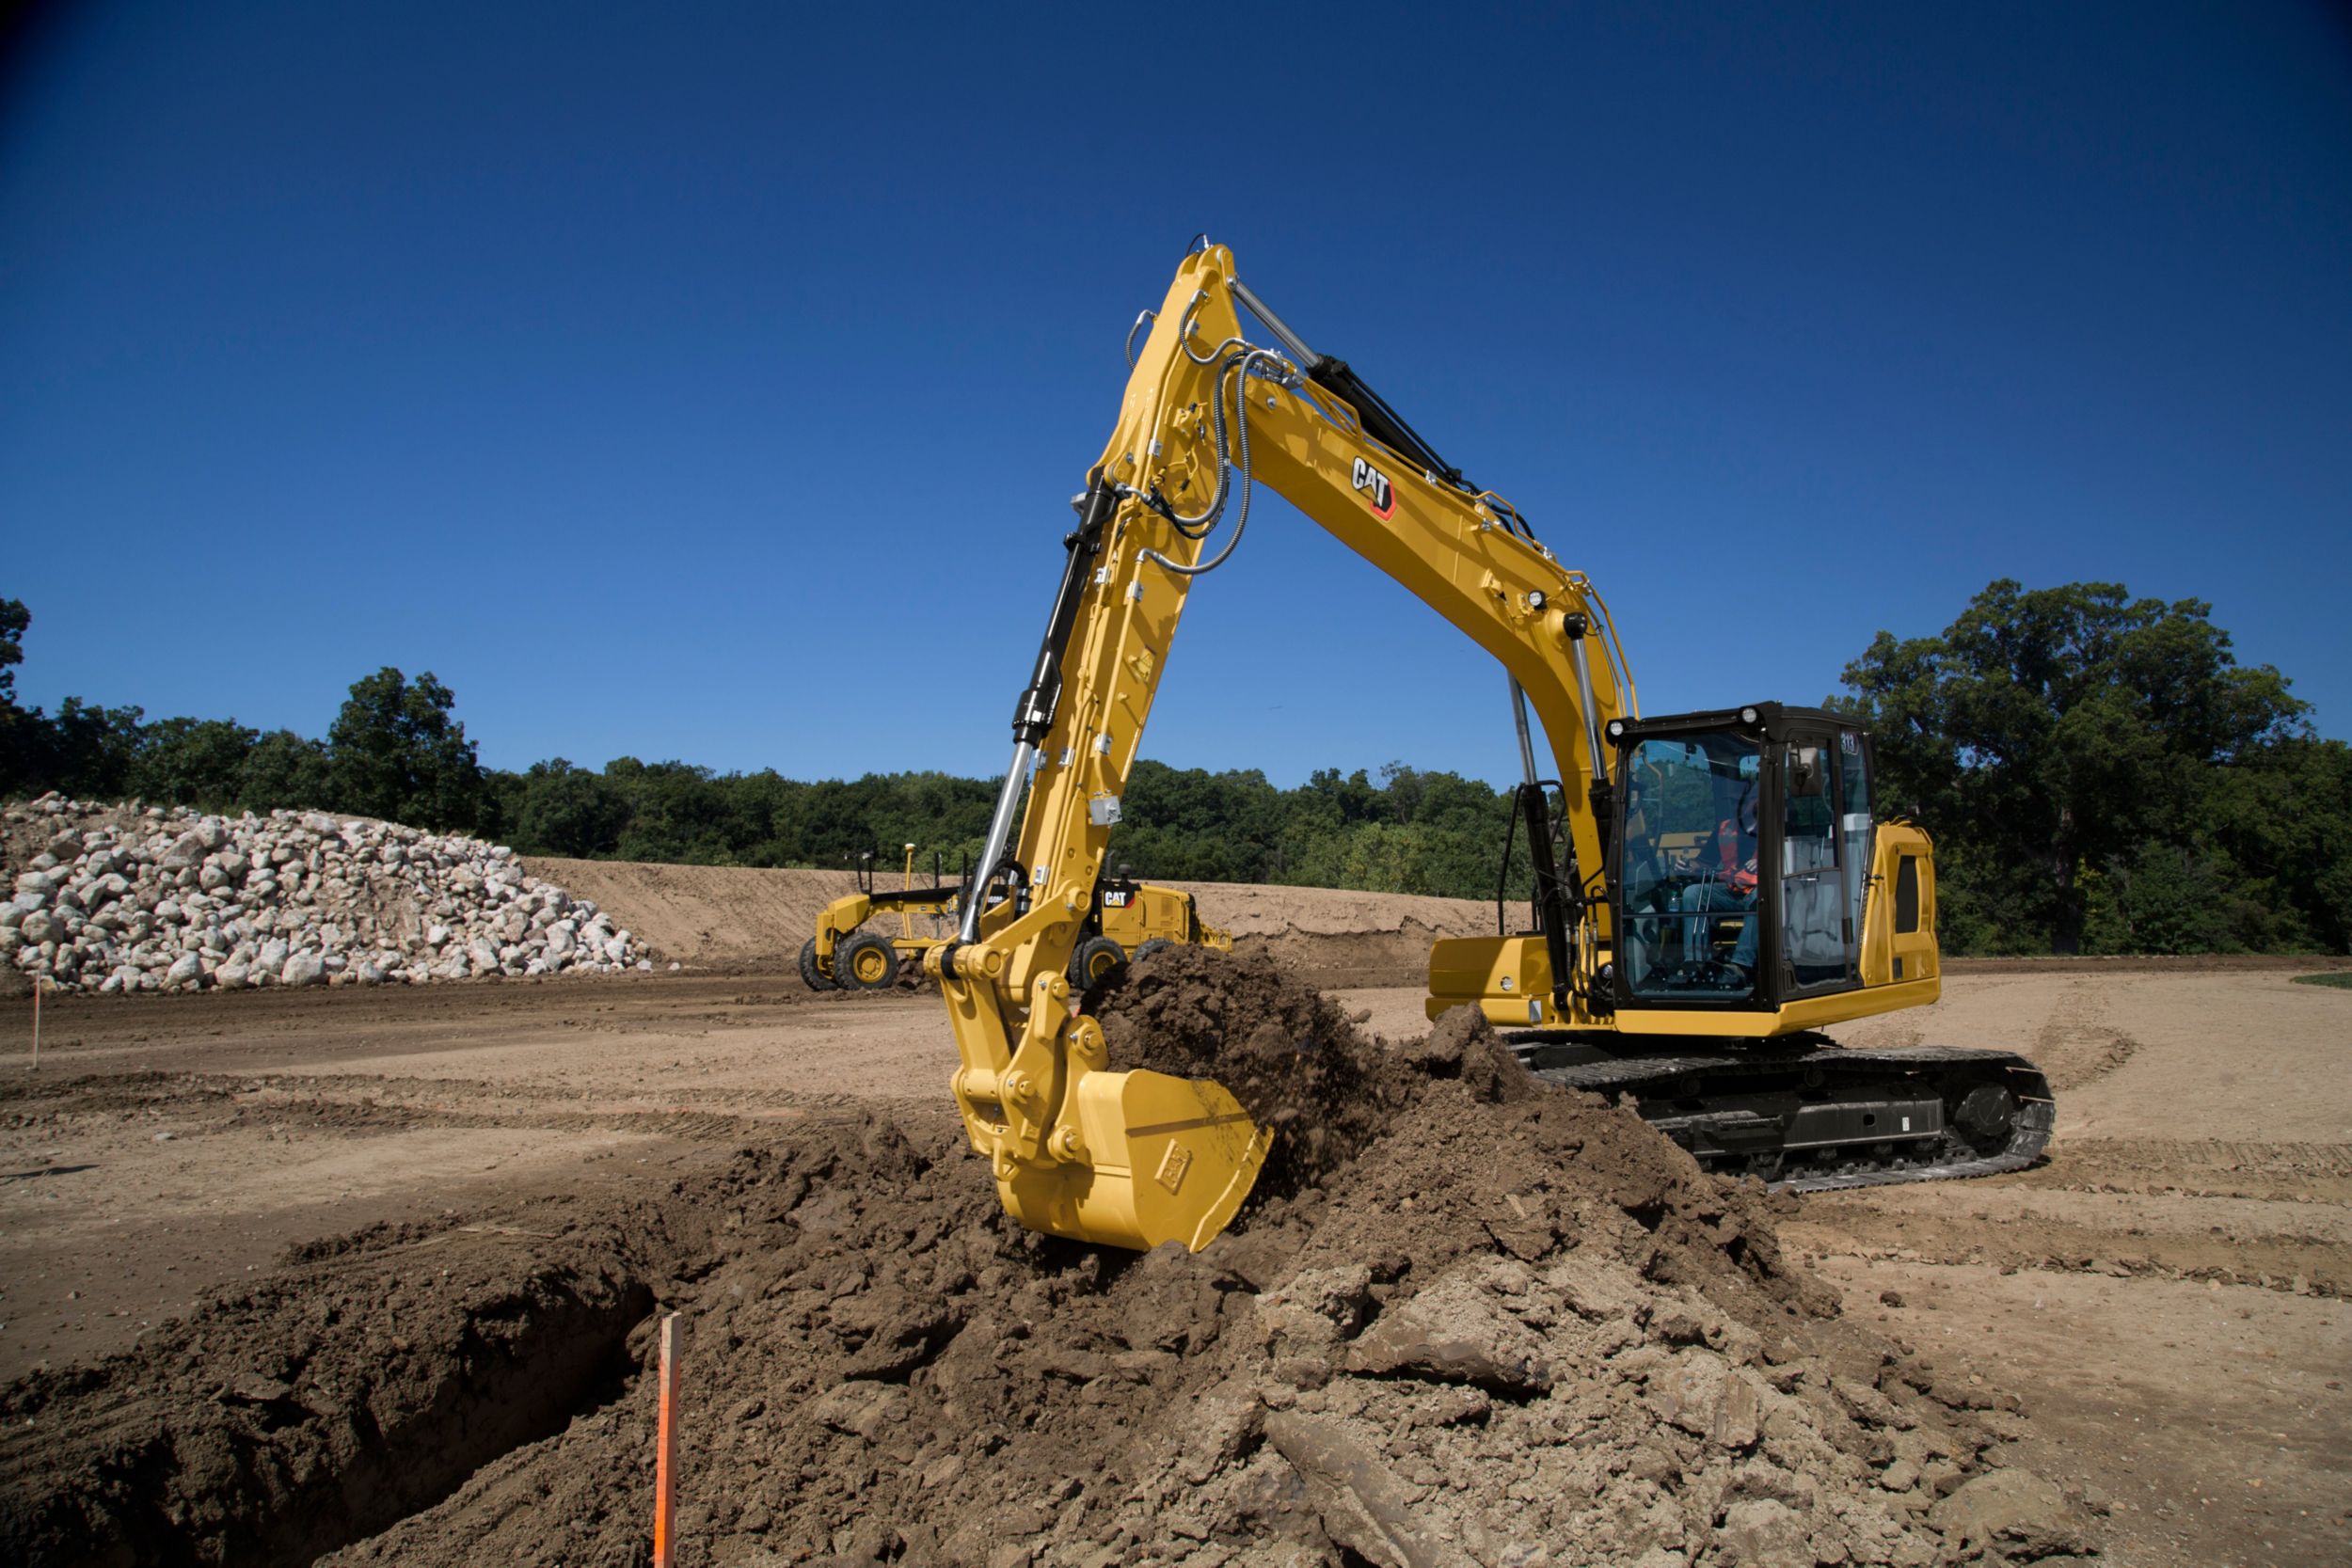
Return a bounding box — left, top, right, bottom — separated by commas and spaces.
2, 948, 2101, 1568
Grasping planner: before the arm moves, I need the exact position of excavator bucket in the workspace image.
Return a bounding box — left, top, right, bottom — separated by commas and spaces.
994, 1069, 1270, 1253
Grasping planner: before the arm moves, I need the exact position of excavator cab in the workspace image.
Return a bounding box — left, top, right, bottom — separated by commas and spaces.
1603, 704, 1938, 1033
1431, 703, 1943, 1037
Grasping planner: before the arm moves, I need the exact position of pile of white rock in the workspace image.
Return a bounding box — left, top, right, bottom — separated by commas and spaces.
3, 795, 653, 993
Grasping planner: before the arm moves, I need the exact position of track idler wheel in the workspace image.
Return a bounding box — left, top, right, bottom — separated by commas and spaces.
1954, 1083, 2017, 1152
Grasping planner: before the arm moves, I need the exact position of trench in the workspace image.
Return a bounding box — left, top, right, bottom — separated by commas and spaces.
0, 1225, 663, 1568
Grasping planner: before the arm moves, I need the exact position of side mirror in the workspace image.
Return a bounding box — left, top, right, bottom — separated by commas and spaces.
1788, 746, 1827, 799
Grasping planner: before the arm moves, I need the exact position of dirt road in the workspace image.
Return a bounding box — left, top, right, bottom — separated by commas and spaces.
1804, 970, 2352, 1566
2, 963, 2345, 1565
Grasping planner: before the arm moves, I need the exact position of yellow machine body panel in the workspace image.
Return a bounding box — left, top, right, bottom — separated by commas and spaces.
1604, 979, 1942, 1037
817, 889, 960, 953
1427, 935, 1558, 1028
1097, 883, 1232, 954
1429, 822, 1945, 1035
1858, 824, 1939, 990
811, 877, 1226, 993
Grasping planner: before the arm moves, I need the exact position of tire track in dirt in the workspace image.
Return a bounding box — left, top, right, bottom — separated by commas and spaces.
1788, 1132, 2352, 1301
2028, 976, 2140, 1092
1, 1069, 939, 1147
2014, 1137, 2352, 1202
1785, 1206, 2347, 1299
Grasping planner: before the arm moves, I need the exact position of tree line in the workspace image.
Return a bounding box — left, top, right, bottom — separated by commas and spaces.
1833, 579, 2347, 956
4, 582, 2345, 955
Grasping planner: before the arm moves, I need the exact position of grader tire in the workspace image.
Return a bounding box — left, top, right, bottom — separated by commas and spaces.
1069, 936, 1128, 990
837, 932, 901, 991
800, 937, 837, 992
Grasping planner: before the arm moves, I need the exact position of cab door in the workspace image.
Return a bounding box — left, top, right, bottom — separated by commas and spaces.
1776, 728, 1860, 994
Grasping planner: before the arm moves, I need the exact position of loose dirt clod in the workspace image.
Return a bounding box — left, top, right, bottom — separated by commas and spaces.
1092, 942, 1407, 1202
0, 949, 2098, 1567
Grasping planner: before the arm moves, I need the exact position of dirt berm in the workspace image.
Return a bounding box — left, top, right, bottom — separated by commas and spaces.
527, 858, 1519, 987
0, 947, 2099, 1567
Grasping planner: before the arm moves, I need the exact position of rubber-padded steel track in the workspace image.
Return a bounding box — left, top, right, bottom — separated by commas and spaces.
1503, 1033, 2055, 1192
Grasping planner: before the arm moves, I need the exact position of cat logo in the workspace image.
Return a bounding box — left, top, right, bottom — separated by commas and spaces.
1350, 456, 1396, 519
1103, 890, 1130, 908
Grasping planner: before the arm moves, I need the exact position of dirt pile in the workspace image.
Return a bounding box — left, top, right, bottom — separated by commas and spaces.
1092, 943, 1410, 1201
0, 950, 2102, 1567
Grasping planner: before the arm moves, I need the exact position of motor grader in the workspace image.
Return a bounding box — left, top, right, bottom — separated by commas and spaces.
920, 240, 2053, 1252
803, 846, 1229, 992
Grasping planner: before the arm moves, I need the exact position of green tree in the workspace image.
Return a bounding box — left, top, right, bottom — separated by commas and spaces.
0, 601, 143, 801
1838, 580, 2312, 954
0, 597, 25, 705
128, 717, 261, 808
2202, 736, 2352, 954
0, 597, 37, 796
512, 758, 629, 858
237, 730, 333, 814
43, 698, 147, 800
326, 668, 485, 831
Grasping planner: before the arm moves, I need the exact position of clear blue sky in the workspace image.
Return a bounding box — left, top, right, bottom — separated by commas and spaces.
5, 2, 2348, 790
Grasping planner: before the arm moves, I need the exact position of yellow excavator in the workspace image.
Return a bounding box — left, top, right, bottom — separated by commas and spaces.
804, 847, 1231, 992
926, 240, 2052, 1252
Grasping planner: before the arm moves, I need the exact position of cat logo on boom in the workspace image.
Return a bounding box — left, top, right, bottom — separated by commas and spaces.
1350, 456, 1396, 519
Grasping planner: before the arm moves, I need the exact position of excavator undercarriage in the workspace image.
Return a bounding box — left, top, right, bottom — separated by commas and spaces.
1508, 1034, 2055, 1190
